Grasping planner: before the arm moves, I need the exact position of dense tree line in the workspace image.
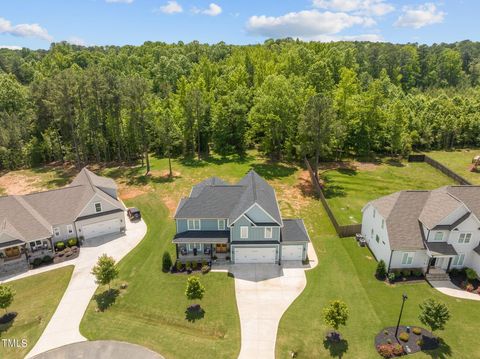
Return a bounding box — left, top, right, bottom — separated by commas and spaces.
1, 39, 480, 171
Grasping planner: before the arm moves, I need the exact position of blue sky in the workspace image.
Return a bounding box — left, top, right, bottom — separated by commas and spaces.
0, 0, 478, 49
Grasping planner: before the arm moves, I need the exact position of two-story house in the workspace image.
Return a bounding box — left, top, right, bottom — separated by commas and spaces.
361, 186, 480, 279
173, 170, 310, 264
0, 168, 126, 274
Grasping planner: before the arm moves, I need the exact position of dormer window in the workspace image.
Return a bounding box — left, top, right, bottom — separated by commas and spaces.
94, 202, 102, 213
433, 232, 443, 241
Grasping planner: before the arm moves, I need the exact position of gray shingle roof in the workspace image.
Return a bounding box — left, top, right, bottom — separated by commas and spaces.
190, 177, 227, 197
173, 230, 229, 243
281, 219, 310, 242
446, 186, 480, 220
425, 242, 458, 256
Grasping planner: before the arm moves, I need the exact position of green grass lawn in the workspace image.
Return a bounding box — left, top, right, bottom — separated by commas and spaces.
0, 266, 73, 359
321, 159, 455, 225
428, 149, 480, 185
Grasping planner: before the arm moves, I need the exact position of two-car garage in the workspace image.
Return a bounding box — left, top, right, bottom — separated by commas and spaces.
234, 247, 277, 264
81, 218, 121, 239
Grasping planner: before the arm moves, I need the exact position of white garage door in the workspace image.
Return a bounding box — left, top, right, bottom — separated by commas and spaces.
82, 219, 120, 239
281, 245, 304, 261
234, 247, 276, 264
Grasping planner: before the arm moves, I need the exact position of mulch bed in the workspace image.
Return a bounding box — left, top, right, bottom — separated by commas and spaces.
53, 246, 80, 264
375, 326, 438, 357
450, 271, 480, 291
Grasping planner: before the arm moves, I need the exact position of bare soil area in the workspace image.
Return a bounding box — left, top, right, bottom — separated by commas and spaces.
0, 172, 44, 195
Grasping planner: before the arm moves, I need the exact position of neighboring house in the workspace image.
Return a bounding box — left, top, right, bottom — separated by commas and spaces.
173, 170, 310, 264
0, 168, 126, 274
362, 186, 480, 278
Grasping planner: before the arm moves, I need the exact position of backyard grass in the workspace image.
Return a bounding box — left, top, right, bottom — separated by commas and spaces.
321, 159, 456, 225
0, 266, 73, 359
428, 149, 480, 185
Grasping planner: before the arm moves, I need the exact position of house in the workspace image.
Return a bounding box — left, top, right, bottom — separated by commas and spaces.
0, 168, 126, 274
362, 186, 480, 278
173, 170, 310, 264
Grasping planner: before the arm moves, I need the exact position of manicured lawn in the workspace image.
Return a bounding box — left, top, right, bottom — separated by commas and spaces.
321, 159, 455, 225
428, 149, 480, 185
276, 201, 480, 358
0, 266, 74, 359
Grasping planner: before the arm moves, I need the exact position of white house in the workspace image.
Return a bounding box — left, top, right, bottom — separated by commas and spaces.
361, 186, 480, 278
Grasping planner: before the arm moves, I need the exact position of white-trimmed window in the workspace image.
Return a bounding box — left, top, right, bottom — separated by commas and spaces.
376, 235, 380, 243
381, 219, 384, 229
401, 252, 414, 265
94, 202, 102, 213
453, 253, 465, 266
459, 233, 472, 244
373, 209, 376, 218
187, 219, 201, 230
265, 227, 273, 239
371, 228, 374, 239
433, 232, 444, 241
30, 240, 43, 251
240, 226, 249, 239
218, 219, 225, 230
67, 224, 74, 235
53, 227, 60, 237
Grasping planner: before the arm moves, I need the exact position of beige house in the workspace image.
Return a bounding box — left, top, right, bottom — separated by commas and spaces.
0, 168, 126, 274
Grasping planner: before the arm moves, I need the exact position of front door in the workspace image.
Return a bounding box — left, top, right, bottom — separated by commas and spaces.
216, 243, 228, 253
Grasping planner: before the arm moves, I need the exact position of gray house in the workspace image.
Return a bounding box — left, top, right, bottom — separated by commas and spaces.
173, 170, 310, 264
0, 168, 126, 274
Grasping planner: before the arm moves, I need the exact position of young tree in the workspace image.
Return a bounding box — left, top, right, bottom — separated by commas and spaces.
162, 251, 173, 272
323, 300, 349, 339
185, 276, 205, 301
0, 285, 15, 314
156, 104, 181, 178
91, 254, 119, 290
419, 299, 450, 333
375, 260, 387, 279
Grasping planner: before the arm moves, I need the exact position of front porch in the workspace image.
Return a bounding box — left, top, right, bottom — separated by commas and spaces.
173, 230, 231, 264
0, 242, 29, 275
425, 241, 457, 281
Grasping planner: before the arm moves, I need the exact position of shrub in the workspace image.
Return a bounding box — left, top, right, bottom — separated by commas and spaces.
67, 238, 78, 247
162, 251, 172, 272
176, 261, 183, 272
191, 260, 197, 270
394, 270, 402, 279
32, 258, 43, 267
413, 270, 423, 277
401, 270, 411, 277
388, 272, 396, 283
412, 327, 422, 335
416, 339, 424, 347
398, 332, 409, 342
466, 283, 474, 292
449, 268, 459, 276
386, 339, 392, 344
42, 255, 53, 263
55, 241, 65, 250
185, 261, 192, 271
201, 265, 210, 274
392, 344, 404, 356
466, 268, 478, 282
377, 344, 403, 358
384, 330, 389, 335
376, 260, 387, 279
201, 259, 208, 267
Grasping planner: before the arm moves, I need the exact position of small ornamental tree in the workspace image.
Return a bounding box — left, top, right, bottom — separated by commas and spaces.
0, 285, 15, 314
162, 251, 173, 272
376, 260, 387, 279
419, 299, 450, 333
323, 300, 349, 339
91, 254, 119, 290
185, 276, 205, 302
466, 268, 478, 283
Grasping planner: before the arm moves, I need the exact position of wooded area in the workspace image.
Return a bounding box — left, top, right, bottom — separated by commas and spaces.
1, 39, 480, 171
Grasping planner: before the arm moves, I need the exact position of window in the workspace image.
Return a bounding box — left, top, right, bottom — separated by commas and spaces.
54, 227, 60, 237
30, 239, 44, 251
218, 219, 225, 230
433, 232, 444, 241
67, 224, 74, 234
401, 252, 414, 265
265, 227, 273, 239
459, 233, 472, 244
187, 219, 201, 230
371, 228, 374, 239
375, 235, 380, 243
453, 253, 465, 266
240, 226, 249, 239
94, 202, 102, 213
373, 209, 376, 218
381, 219, 384, 229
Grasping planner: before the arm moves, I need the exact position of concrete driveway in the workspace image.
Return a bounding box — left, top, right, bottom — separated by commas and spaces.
230, 263, 307, 359
25, 219, 147, 358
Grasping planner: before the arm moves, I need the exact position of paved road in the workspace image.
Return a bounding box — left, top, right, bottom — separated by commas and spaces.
26, 219, 147, 358
31, 340, 164, 359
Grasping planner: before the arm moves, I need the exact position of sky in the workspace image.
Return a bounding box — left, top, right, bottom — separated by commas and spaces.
0, 0, 478, 49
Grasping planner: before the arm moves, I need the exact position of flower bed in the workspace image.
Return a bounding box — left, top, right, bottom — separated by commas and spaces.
449, 268, 480, 294
375, 326, 438, 357
170, 260, 211, 275
386, 269, 425, 284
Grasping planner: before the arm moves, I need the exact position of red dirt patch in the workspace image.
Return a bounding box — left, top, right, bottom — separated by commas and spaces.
352, 161, 379, 171
150, 169, 181, 178
0, 172, 44, 195
119, 186, 150, 200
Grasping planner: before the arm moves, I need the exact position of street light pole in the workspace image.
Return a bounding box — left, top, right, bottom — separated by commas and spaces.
395, 293, 408, 339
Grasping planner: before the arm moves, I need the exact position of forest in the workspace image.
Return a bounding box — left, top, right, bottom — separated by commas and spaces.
1, 39, 480, 173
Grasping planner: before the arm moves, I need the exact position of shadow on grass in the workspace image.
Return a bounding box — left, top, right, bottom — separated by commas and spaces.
385, 158, 405, 167
323, 335, 349, 358
250, 163, 296, 180
0, 312, 17, 334
31, 166, 77, 188
422, 338, 452, 359
185, 304, 205, 322
94, 288, 120, 311
180, 153, 255, 168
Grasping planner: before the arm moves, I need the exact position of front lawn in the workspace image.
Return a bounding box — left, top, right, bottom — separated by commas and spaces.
428, 149, 480, 185
321, 159, 455, 225
0, 266, 74, 359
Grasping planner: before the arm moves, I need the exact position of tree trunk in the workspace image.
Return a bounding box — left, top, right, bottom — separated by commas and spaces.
168, 152, 173, 178
145, 149, 150, 175
314, 149, 320, 181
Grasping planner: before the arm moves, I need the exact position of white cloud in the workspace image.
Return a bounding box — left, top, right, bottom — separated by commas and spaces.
310, 33, 384, 42
67, 37, 87, 46
157, 1, 183, 14
192, 3, 222, 16
0, 17, 52, 42
246, 10, 373, 39
394, 3, 445, 29
313, 0, 394, 16
0, 45, 22, 50
105, 0, 134, 3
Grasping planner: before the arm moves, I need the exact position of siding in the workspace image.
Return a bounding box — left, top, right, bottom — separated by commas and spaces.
246, 205, 275, 223
231, 216, 280, 241
361, 204, 392, 265
176, 218, 227, 233
78, 194, 120, 217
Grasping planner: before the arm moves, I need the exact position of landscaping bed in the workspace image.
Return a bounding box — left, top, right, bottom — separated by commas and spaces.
449, 268, 480, 294
386, 269, 425, 284
170, 260, 212, 275
375, 326, 438, 357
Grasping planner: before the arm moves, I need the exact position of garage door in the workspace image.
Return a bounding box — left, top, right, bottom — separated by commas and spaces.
281, 245, 304, 261
234, 247, 276, 264
82, 219, 120, 239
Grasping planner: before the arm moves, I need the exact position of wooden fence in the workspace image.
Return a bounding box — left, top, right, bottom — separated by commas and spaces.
304, 158, 362, 238
407, 154, 472, 185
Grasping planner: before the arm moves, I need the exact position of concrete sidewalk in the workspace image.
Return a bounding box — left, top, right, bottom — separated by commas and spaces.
26, 219, 147, 358
430, 280, 480, 301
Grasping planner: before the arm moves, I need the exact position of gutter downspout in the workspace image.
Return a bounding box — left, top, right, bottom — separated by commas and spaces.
425, 228, 431, 274
387, 250, 394, 272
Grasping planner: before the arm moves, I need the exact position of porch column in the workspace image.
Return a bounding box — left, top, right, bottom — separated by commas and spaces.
446, 257, 452, 273
426, 257, 431, 274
